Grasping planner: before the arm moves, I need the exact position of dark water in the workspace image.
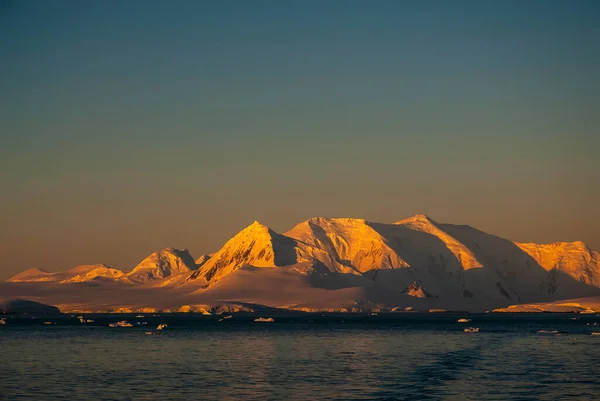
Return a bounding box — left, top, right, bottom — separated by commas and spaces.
1, 313, 599, 401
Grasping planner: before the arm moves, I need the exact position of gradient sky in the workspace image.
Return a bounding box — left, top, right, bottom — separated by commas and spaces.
1, 0, 599, 279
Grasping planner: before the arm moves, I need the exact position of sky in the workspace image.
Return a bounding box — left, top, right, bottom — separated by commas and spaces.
1, 0, 599, 279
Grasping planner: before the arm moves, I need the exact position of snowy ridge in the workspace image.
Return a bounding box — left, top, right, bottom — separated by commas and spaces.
7, 268, 53, 282
7, 264, 123, 283
6, 248, 198, 284
515, 241, 600, 287
285, 217, 409, 274
61, 265, 126, 283
394, 214, 482, 270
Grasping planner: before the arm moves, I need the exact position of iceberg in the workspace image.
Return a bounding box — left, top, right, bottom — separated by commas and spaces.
109, 321, 133, 328
254, 317, 275, 323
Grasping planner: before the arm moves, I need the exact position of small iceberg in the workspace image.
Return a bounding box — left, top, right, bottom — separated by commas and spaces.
457, 318, 471, 323
145, 331, 155, 335
0, 318, 6, 325
464, 327, 479, 333
109, 321, 133, 328
44, 321, 54, 325
136, 315, 145, 318
254, 317, 275, 323
592, 332, 600, 336
156, 323, 168, 330
201, 311, 212, 316
223, 315, 232, 319
536, 330, 559, 335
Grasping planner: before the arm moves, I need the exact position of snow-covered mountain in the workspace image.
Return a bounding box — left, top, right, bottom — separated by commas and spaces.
187, 221, 313, 282
7, 264, 124, 283
7, 248, 198, 285
284, 217, 409, 274
62, 265, 126, 283
5, 214, 600, 312
7, 268, 55, 283
515, 241, 600, 287
128, 248, 197, 282
184, 214, 600, 307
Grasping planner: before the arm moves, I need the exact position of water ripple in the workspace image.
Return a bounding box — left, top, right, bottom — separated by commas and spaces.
1, 314, 600, 400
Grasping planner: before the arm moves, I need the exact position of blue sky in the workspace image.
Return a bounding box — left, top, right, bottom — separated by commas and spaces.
1, 0, 599, 276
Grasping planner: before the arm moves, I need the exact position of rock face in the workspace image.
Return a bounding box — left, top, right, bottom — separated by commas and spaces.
402, 282, 433, 298
195, 254, 212, 268
5, 214, 600, 312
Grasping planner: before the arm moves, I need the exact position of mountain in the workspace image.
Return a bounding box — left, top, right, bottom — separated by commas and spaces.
6, 248, 198, 285
127, 248, 197, 282
7, 268, 54, 283
284, 217, 409, 274
61, 265, 126, 283
7, 264, 124, 283
393, 214, 482, 270
187, 221, 312, 283
4, 214, 600, 313
183, 214, 600, 308
515, 241, 600, 287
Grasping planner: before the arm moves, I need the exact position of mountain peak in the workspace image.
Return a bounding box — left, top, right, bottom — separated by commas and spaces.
240, 220, 271, 233
285, 216, 410, 273
128, 248, 197, 282
6, 268, 51, 282
394, 213, 433, 225
189, 223, 300, 282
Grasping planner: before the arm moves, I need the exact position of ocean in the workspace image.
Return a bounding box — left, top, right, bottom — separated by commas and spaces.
1, 313, 599, 400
